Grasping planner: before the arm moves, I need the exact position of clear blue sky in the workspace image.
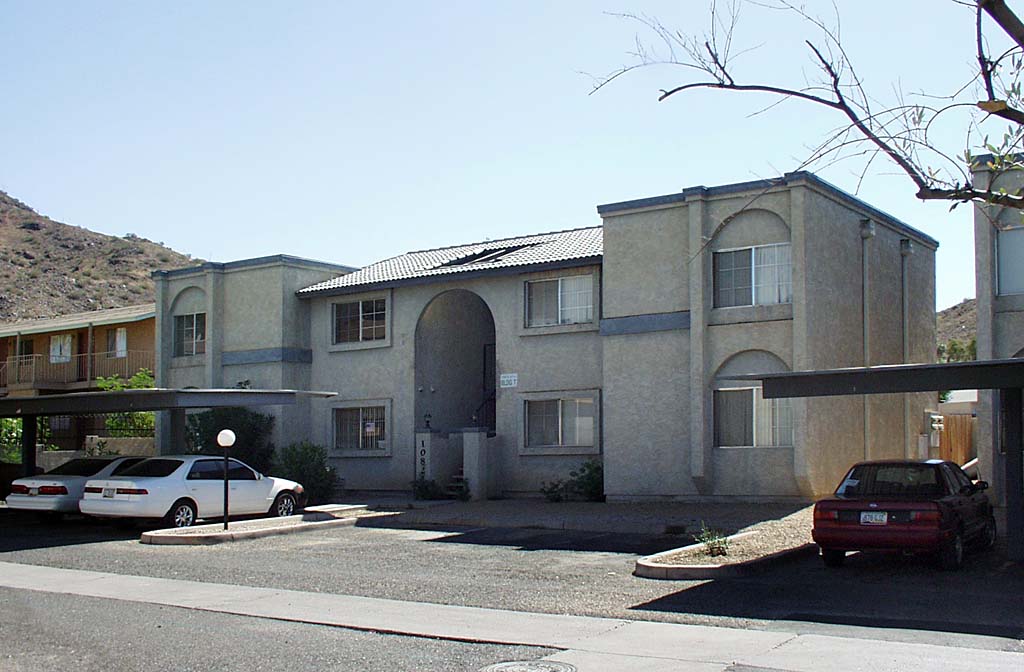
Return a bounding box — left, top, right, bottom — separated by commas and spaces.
0, 1, 998, 310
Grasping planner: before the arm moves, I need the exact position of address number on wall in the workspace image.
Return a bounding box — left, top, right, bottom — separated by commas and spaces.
499, 373, 518, 388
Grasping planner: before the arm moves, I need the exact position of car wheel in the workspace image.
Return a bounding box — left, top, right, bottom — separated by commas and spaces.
822, 549, 845, 568
939, 531, 964, 570
978, 517, 997, 550
271, 492, 296, 517
165, 499, 197, 528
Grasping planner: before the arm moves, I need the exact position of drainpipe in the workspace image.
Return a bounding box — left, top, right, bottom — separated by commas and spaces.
901, 239, 915, 457
860, 219, 876, 461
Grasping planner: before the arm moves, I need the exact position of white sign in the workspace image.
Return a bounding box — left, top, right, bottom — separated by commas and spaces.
499, 373, 518, 388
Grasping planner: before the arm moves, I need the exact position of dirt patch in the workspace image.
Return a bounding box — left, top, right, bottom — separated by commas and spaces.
650, 505, 813, 566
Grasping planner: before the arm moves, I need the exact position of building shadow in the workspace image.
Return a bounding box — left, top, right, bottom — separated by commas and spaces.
0, 511, 140, 552
630, 548, 1024, 640
354, 517, 689, 555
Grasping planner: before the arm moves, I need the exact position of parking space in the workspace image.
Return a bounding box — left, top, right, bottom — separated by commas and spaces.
2, 508, 1023, 651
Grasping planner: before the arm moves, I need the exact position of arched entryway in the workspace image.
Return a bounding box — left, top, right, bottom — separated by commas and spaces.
414, 290, 496, 434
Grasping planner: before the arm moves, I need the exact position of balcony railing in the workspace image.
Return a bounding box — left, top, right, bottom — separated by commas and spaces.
1, 351, 154, 389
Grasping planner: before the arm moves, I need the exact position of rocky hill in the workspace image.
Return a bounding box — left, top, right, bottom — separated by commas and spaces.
0, 190, 197, 321
936, 298, 976, 349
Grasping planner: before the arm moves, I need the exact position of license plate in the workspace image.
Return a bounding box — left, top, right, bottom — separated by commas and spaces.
28, 488, 38, 497
860, 511, 887, 525
103, 488, 115, 499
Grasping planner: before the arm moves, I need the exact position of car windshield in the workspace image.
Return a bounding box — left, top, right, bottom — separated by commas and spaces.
47, 458, 113, 476
118, 459, 184, 478
836, 463, 945, 498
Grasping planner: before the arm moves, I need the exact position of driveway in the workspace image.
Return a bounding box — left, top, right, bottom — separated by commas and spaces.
2, 510, 1021, 652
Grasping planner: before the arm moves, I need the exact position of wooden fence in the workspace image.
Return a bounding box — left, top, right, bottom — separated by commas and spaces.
939, 414, 975, 465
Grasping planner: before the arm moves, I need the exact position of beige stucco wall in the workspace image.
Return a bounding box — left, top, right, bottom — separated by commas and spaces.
974, 166, 1024, 503
154, 258, 346, 454
306, 266, 603, 494
800, 186, 937, 497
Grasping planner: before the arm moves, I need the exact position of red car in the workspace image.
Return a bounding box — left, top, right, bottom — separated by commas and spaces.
812, 459, 996, 570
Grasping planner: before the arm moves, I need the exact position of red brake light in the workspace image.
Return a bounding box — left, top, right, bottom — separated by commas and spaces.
910, 510, 941, 523
84, 487, 102, 494
10, 484, 29, 495
814, 506, 839, 522
38, 486, 68, 496
115, 488, 148, 495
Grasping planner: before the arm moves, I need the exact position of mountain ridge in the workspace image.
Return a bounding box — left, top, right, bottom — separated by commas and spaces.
0, 189, 198, 322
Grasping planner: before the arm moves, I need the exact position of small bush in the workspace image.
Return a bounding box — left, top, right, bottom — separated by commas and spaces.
540, 459, 605, 502
695, 521, 730, 557
411, 477, 447, 500
540, 478, 568, 502
274, 442, 338, 505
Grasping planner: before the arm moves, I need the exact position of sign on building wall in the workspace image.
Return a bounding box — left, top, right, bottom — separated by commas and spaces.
499, 373, 518, 388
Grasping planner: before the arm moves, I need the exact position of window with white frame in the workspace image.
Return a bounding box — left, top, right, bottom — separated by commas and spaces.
998, 226, 1024, 296
173, 313, 206, 357
106, 327, 127, 359
333, 299, 386, 344
526, 397, 595, 447
334, 406, 387, 452
714, 386, 793, 447
714, 243, 792, 308
526, 275, 594, 327
49, 334, 72, 364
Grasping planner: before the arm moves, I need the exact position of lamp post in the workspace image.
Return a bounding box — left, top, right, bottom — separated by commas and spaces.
217, 429, 236, 531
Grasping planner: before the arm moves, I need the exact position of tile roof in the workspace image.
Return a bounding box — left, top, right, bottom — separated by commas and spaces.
0, 303, 155, 338
298, 227, 603, 296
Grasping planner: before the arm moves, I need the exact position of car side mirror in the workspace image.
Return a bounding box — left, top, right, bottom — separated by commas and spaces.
975, 481, 989, 491
257, 473, 263, 480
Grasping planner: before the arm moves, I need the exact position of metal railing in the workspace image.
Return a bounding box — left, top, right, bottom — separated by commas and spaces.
2, 350, 154, 388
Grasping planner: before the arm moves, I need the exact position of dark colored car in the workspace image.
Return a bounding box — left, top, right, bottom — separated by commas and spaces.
812, 459, 996, 570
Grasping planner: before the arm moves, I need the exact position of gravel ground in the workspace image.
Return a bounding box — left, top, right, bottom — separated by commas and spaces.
3, 508, 1022, 650
652, 506, 814, 565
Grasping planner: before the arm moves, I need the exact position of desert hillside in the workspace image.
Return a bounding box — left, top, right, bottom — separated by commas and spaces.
0, 190, 197, 322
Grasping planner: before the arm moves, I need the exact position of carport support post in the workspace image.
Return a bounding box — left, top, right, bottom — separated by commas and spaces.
21, 415, 37, 478
1004, 388, 1023, 562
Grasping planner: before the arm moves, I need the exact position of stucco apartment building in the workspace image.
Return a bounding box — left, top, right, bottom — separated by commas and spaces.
974, 160, 1024, 506
155, 172, 938, 501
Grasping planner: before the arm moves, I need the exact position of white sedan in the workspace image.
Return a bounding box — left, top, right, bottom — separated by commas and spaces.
6, 456, 145, 515
79, 454, 305, 527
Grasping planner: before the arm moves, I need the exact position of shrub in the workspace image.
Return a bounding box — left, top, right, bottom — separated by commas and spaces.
411, 477, 447, 500
695, 521, 730, 557
540, 459, 605, 502
1, 417, 58, 462
96, 369, 155, 437
274, 442, 338, 505
540, 478, 568, 502
186, 407, 275, 474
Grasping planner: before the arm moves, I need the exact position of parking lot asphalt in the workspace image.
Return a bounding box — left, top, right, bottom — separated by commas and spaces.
0, 586, 554, 672
2, 509, 1022, 653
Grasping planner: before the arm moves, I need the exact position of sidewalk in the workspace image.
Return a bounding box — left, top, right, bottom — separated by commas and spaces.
1, 560, 1020, 672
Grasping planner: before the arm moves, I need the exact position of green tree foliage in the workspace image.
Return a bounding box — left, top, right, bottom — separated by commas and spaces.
937, 337, 977, 402
186, 407, 276, 474
937, 338, 977, 363
0, 417, 56, 463
274, 442, 339, 505
95, 368, 156, 437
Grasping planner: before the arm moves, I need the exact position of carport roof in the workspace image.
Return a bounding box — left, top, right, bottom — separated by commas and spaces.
728, 358, 1024, 399
0, 388, 336, 417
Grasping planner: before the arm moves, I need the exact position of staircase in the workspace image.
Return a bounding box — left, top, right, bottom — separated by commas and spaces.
445, 470, 470, 500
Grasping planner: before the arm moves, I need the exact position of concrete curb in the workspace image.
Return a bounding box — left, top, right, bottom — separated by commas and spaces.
139, 504, 376, 545
635, 531, 818, 579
